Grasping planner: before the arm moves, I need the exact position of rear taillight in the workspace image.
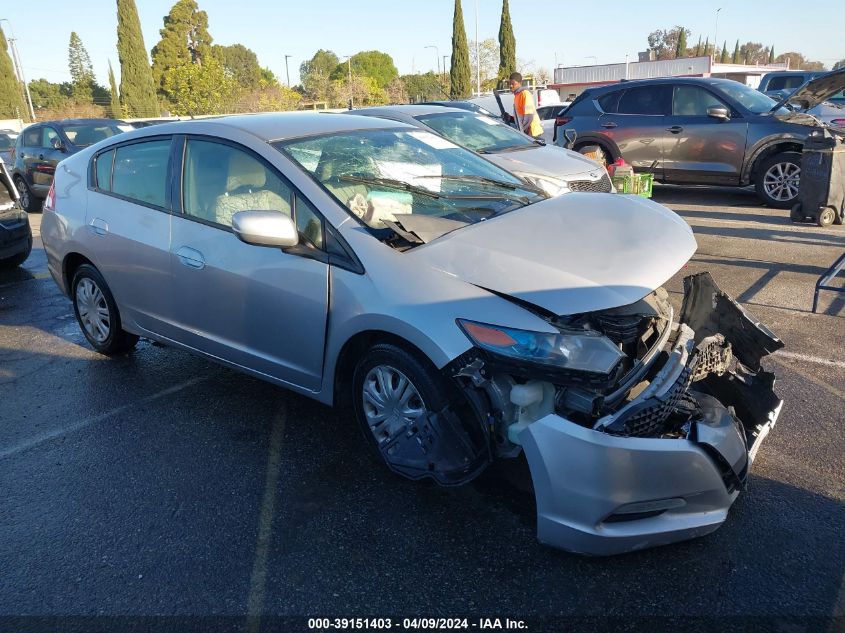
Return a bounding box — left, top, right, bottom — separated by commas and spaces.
43, 181, 56, 212
554, 116, 572, 127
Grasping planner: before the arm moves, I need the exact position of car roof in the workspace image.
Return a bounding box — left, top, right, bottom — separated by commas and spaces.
114, 111, 416, 143
585, 76, 747, 94
351, 105, 474, 120
27, 118, 126, 127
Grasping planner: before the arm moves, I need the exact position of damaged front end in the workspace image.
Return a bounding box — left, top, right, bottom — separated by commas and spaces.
447, 272, 784, 555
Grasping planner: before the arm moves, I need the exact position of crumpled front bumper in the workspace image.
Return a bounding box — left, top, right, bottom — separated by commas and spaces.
519, 273, 784, 555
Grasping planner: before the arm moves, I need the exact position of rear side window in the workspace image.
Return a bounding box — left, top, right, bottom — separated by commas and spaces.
111, 140, 171, 208
597, 91, 621, 114
766, 75, 806, 91
22, 128, 40, 147
672, 86, 728, 116
617, 86, 670, 115
95, 149, 114, 191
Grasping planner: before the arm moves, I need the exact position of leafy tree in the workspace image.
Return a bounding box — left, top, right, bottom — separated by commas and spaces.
385, 77, 408, 104
68, 32, 95, 102
0, 26, 27, 120
450, 0, 471, 99
719, 40, 728, 63
300, 49, 339, 101
108, 61, 122, 118
731, 40, 740, 64
329, 75, 384, 108
833, 59, 845, 71
151, 0, 213, 95
497, 0, 515, 81
471, 38, 499, 87
776, 52, 825, 71
675, 26, 687, 58
116, 0, 159, 117
214, 43, 263, 89
161, 55, 236, 115
28, 79, 70, 110
236, 82, 301, 113
703, 36, 711, 57
402, 72, 445, 102
647, 26, 690, 60
330, 51, 398, 89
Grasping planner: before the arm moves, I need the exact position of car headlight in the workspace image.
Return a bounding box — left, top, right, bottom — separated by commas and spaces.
458, 320, 624, 374
515, 172, 570, 197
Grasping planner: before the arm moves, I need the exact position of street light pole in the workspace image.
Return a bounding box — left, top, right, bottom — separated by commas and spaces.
342, 55, 353, 109
714, 8, 722, 60
424, 45, 440, 77
284, 55, 292, 87
0, 18, 35, 120
475, 0, 480, 96
443, 55, 448, 89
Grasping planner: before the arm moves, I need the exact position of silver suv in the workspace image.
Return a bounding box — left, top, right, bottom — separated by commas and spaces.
41, 113, 784, 555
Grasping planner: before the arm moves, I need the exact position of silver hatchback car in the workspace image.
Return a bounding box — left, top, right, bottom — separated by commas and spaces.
42, 113, 784, 555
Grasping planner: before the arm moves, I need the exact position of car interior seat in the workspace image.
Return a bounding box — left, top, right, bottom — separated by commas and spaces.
213, 151, 291, 226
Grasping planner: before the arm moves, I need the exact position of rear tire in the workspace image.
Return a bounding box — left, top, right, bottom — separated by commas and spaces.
13, 176, 40, 212
575, 142, 611, 165
0, 236, 32, 269
754, 151, 801, 209
817, 207, 836, 227
71, 264, 138, 355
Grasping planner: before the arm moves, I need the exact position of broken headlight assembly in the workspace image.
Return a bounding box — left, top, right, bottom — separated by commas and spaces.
514, 172, 570, 197
457, 319, 625, 374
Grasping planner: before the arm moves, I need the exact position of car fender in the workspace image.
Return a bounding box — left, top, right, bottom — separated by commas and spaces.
741, 132, 805, 183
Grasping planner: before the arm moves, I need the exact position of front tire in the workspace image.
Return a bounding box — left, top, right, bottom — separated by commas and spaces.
71, 264, 138, 355
13, 176, 40, 212
755, 151, 801, 208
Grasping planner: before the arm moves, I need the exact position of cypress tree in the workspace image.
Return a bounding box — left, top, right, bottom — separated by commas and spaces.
0, 27, 27, 120
704, 36, 710, 57
151, 0, 213, 95
497, 0, 516, 82
450, 0, 471, 99
720, 41, 728, 63
116, 0, 159, 117
731, 40, 740, 64
68, 31, 95, 102
768, 46, 775, 64
694, 35, 702, 57
108, 61, 123, 118
675, 27, 687, 58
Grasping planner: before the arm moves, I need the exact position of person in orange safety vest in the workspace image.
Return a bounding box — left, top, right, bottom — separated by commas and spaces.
509, 72, 543, 139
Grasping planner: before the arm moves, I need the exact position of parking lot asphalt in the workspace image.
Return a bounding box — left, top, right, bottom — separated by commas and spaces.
1, 187, 843, 631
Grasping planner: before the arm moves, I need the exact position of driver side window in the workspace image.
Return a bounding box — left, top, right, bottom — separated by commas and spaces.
42, 127, 60, 149
183, 139, 292, 228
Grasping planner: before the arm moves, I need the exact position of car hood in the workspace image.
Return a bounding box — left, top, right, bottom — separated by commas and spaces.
484, 144, 602, 181
407, 193, 697, 315
772, 68, 845, 121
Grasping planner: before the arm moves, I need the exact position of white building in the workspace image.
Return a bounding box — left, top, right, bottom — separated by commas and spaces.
551, 56, 789, 100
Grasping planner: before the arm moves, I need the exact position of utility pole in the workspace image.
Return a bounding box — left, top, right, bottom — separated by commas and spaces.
474, 0, 480, 95
343, 55, 353, 109
284, 55, 292, 87
1, 18, 35, 120
714, 8, 722, 59
425, 45, 440, 78
443, 55, 448, 90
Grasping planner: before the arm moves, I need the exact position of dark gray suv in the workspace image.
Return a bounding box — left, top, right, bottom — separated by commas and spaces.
556, 74, 845, 207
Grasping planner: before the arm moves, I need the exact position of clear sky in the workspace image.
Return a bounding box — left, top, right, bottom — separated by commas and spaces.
2, 0, 843, 88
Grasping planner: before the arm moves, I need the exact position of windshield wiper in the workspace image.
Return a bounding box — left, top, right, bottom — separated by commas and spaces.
478, 143, 535, 154
418, 173, 545, 197
338, 174, 520, 201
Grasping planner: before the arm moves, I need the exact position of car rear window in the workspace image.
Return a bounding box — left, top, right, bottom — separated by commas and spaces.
766, 75, 809, 91
63, 123, 125, 147
617, 86, 671, 115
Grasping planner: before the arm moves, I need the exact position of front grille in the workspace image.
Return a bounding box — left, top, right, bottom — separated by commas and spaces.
569, 173, 612, 193
593, 313, 650, 345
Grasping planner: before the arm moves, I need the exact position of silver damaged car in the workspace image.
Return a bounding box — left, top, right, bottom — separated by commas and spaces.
40, 113, 784, 555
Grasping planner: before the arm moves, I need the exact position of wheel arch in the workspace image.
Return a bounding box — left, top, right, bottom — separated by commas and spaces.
62, 252, 95, 296
572, 134, 619, 161
744, 140, 803, 185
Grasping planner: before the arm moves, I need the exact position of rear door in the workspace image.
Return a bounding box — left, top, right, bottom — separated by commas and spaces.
30, 126, 64, 194
663, 85, 748, 185
596, 85, 671, 177
168, 137, 329, 391
18, 126, 41, 188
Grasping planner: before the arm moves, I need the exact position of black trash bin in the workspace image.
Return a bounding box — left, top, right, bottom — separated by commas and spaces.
791, 127, 845, 227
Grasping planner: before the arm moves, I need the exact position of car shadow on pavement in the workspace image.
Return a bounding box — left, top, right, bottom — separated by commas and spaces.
691, 224, 845, 248
674, 208, 795, 226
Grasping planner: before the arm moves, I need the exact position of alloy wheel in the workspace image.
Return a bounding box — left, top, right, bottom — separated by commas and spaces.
763, 162, 800, 202
75, 278, 111, 343
15, 178, 30, 209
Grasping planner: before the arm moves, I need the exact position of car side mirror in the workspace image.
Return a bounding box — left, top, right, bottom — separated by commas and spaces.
50, 137, 66, 151
232, 211, 299, 248
707, 106, 730, 121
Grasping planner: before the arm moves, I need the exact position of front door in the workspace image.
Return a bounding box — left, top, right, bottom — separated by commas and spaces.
597, 85, 671, 178
30, 126, 64, 195
169, 137, 329, 391
663, 85, 748, 185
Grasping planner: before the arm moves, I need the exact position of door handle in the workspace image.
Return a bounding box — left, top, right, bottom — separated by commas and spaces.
601, 121, 618, 129
89, 218, 108, 236
666, 126, 684, 134
38, 154, 45, 160
176, 246, 205, 269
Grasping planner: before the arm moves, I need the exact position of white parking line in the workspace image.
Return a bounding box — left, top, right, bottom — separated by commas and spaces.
246, 404, 286, 633
0, 375, 211, 460
773, 350, 845, 370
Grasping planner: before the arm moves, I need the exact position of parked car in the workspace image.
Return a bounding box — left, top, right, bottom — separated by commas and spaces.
349, 105, 612, 195
0, 157, 31, 269
41, 113, 784, 555
555, 71, 845, 207
537, 103, 571, 144
10, 118, 132, 211
417, 101, 500, 118
758, 70, 826, 100
0, 130, 17, 164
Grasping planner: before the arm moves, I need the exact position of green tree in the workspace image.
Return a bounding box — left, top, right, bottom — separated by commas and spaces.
330, 51, 398, 89
151, 0, 213, 95
450, 0, 471, 99
647, 27, 690, 60
703, 36, 710, 57
719, 40, 728, 63
471, 38, 499, 88
161, 55, 236, 115
402, 72, 445, 102
68, 31, 95, 102
768, 46, 775, 64
731, 40, 740, 64
776, 52, 825, 71
214, 43, 263, 89
107, 61, 122, 118
300, 49, 339, 101
497, 0, 515, 81
0, 27, 27, 119
28, 79, 70, 110
116, 0, 159, 117
675, 26, 687, 58
694, 35, 702, 57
